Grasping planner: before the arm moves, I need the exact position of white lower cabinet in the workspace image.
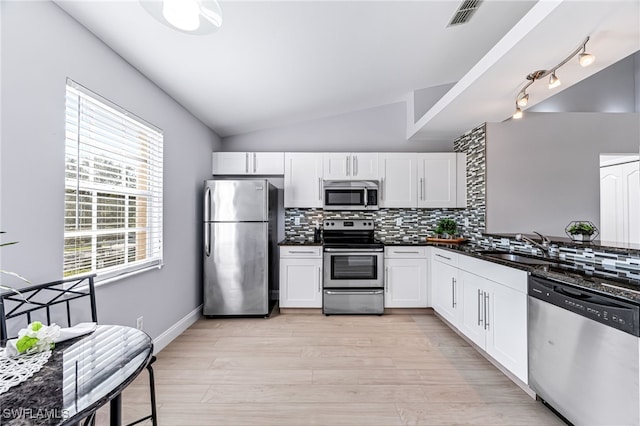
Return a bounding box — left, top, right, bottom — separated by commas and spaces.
430, 249, 529, 384
384, 247, 428, 308
279, 246, 323, 308
430, 249, 462, 327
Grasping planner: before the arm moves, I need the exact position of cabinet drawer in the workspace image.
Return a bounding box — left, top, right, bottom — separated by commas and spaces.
458, 254, 527, 293
385, 246, 427, 258
431, 248, 458, 266
280, 246, 322, 258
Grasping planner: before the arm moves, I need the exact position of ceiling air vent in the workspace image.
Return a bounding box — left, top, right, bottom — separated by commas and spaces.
447, 0, 484, 27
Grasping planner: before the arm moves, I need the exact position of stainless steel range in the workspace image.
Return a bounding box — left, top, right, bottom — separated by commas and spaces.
322, 219, 384, 315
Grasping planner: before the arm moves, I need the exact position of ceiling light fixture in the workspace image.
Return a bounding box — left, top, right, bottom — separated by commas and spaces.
512, 36, 594, 120
140, 0, 222, 34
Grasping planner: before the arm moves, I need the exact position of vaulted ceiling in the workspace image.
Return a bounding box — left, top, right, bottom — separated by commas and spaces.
56, 1, 639, 141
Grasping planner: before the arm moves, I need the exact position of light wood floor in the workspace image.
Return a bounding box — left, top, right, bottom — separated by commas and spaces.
97, 312, 564, 426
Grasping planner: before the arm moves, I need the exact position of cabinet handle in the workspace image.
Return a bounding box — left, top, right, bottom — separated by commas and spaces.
394, 250, 421, 254
288, 250, 317, 254
484, 292, 490, 330
318, 267, 322, 292
354, 156, 358, 176
435, 253, 452, 261
253, 152, 256, 173
245, 153, 249, 173
380, 177, 384, 200
318, 178, 322, 200
477, 289, 483, 326
385, 267, 389, 292
451, 278, 456, 308
420, 178, 424, 200
346, 155, 350, 176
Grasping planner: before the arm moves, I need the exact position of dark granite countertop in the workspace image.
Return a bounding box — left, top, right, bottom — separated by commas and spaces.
278, 240, 323, 246
430, 243, 640, 305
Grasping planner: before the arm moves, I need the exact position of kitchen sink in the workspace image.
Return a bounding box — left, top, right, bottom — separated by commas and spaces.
483, 252, 558, 266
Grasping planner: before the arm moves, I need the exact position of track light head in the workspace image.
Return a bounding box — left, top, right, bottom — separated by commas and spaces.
517, 93, 529, 107
513, 105, 523, 120
548, 72, 561, 89
579, 52, 595, 67
579, 39, 595, 67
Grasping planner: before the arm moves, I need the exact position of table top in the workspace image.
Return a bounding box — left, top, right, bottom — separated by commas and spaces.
0, 325, 153, 425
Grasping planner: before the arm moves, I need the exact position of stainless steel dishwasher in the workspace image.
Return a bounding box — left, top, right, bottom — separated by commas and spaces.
528, 275, 640, 426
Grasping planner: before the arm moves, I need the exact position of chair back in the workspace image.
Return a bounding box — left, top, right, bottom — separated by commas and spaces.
0, 274, 97, 345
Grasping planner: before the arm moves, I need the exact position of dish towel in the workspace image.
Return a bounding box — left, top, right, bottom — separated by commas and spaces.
3, 322, 98, 358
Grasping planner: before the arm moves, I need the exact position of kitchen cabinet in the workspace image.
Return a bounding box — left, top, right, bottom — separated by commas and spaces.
212, 152, 284, 175
457, 254, 528, 383
284, 153, 324, 208
417, 153, 466, 208
384, 246, 428, 308
279, 246, 323, 308
600, 160, 639, 244
378, 154, 418, 208
323, 153, 378, 180
430, 248, 461, 327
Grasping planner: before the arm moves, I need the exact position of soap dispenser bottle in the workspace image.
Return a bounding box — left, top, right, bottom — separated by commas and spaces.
313, 222, 322, 243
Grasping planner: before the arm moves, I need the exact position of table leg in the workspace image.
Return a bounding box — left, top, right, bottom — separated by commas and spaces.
110, 393, 122, 426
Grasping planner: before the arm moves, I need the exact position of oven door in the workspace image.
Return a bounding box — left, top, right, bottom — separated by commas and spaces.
323, 249, 384, 288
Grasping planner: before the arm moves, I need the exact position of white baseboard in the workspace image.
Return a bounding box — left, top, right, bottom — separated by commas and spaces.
153, 304, 202, 354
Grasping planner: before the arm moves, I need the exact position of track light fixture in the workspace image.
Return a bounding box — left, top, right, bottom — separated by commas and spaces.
512, 36, 594, 120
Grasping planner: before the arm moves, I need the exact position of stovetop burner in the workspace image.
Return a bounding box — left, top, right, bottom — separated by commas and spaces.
322, 219, 380, 249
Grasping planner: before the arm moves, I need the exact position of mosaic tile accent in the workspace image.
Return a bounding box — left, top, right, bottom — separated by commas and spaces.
284, 123, 488, 243
475, 235, 640, 281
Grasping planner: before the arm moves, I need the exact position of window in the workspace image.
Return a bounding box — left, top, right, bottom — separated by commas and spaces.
64, 79, 163, 281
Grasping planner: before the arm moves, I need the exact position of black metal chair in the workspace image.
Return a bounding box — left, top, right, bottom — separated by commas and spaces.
0, 274, 158, 426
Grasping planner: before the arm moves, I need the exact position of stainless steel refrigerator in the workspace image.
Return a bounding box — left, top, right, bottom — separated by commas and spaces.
203, 179, 278, 317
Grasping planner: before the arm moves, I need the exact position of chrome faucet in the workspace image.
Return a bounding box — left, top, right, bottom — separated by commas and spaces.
516, 232, 551, 256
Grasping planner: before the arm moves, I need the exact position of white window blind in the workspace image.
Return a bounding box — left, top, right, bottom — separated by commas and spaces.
64, 79, 163, 281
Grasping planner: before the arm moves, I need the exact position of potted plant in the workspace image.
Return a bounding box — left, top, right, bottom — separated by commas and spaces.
435, 218, 458, 239
565, 221, 598, 242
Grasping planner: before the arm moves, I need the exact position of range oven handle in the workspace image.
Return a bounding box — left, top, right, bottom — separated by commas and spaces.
325, 290, 384, 295
324, 248, 384, 253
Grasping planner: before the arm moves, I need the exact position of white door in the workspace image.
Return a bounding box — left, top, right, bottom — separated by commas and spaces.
378, 154, 417, 208
323, 153, 350, 179
623, 161, 640, 244
351, 153, 379, 180
431, 260, 460, 327
459, 271, 487, 349
253, 152, 284, 175
485, 280, 528, 383
279, 258, 322, 308
384, 258, 427, 308
418, 153, 457, 208
212, 152, 250, 175
284, 153, 324, 208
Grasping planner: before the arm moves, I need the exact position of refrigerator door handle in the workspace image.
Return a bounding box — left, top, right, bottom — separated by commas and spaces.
204, 186, 211, 256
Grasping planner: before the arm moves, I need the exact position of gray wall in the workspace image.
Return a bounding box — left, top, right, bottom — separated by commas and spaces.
529, 51, 639, 114
485, 113, 640, 237
222, 102, 453, 152
0, 1, 221, 340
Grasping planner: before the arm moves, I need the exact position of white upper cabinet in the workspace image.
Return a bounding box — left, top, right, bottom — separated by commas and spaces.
284, 153, 324, 208
212, 152, 284, 175
417, 153, 457, 208
378, 153, 418, 208
323, 153, 378, 180
600, 160, 640, 244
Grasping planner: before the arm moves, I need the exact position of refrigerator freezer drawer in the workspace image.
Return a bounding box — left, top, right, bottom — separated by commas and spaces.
323, 289, 384, 315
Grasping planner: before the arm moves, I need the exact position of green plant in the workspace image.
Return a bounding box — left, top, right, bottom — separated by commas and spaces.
435, 218, 457, 236
567, 222, 596, 236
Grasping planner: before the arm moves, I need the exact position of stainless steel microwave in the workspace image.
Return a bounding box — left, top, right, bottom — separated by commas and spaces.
323, 180, 379, 211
